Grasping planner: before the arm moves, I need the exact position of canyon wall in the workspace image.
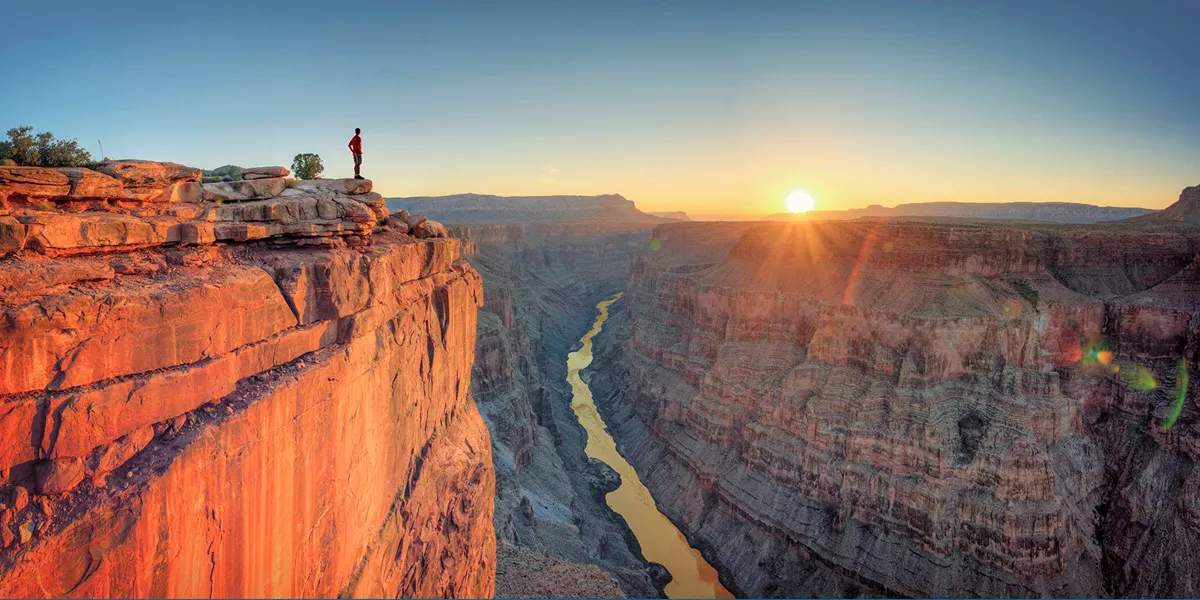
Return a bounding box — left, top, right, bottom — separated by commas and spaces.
0, 163, 495, 597
592, 210, 1200, 597
392, 194, 667, 596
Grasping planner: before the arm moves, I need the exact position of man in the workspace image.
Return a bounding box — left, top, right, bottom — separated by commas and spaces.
348, 128, 364, 179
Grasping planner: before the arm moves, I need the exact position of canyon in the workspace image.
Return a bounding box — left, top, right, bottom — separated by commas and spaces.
3, 161, 1197, 600
391, 194, 674, 597
589, 185, 1200, 597
0, 163, 494, 597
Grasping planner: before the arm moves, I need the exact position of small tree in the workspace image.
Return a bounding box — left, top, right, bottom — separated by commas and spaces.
0, 126, 93, 167
291, 153, 324, 180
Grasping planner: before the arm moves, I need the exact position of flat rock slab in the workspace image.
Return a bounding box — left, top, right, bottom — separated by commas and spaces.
293, 178, 372, 195
202, 178, 288, 202
0, 167, 71, 198
243, 166, 290, 179
59, 168, 124, 199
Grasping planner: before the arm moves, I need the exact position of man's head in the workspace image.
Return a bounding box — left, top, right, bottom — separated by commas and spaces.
355, 128, 361, 135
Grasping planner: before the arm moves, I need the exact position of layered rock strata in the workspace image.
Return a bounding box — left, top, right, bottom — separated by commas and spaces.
592, 211, 1200, 597
0, 163, 493, 597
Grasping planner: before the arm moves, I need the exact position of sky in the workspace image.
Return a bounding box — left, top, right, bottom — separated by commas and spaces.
4, 0, 1198, 214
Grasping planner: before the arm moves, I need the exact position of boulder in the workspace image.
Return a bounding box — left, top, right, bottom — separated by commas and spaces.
202, 178, 288, 202
403, 213, 427, 228
343, 202, 375, 224
355, 191, 389, 221
0, 521, 12, 549
0, 167, 70, 198
243, 166, 290, 180
12, 486, 28, 512
386, 214, 410, 235
16, 518, 33, 545
0, 217, 26, 253
97, 160, 202, 202
92, 426, 154, 474
35, 456, 86, 495
60, 168, 124, 199
414, 219, 448, 239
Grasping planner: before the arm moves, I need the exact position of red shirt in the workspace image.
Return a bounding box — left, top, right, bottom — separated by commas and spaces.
348, 135, 362, 153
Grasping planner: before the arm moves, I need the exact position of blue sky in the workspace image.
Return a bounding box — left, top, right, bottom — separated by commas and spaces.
4, 0, 1197, 213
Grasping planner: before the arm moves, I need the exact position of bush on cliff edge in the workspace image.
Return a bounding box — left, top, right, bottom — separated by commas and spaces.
0, 126, 94, 167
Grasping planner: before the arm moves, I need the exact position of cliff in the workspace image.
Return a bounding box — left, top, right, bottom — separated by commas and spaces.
591, 211, 1200, 597
0, 163, 495, 597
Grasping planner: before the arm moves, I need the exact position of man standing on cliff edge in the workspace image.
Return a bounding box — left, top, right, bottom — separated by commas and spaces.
348, 128, 364, 180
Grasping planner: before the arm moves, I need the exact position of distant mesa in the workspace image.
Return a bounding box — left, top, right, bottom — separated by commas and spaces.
647, 211, 690, 221
387, 193, 668, 226
1123, 185, 1200, 225
766, 201, 1155, 224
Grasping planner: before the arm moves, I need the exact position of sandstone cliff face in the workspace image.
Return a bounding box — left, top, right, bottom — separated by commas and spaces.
0, 164, 495, 597
592, 217, 1200, 597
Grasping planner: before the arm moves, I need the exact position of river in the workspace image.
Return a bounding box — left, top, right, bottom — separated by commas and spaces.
567, 292, 734, 599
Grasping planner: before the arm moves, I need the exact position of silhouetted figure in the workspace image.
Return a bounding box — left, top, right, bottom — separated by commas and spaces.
349, 128, 363, 179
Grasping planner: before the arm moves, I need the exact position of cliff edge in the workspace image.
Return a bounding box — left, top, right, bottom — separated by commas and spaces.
0, 162, 495, 597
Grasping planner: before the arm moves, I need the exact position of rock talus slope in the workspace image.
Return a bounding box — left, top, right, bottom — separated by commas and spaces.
0, 163, 494, 597
592, 207, 1200, 597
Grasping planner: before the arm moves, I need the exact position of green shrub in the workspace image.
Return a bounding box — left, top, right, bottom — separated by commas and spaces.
1010, 281, 1040, 307
205, 165, 244, 181
0, 126, 93, 167
291, 153, 324, 180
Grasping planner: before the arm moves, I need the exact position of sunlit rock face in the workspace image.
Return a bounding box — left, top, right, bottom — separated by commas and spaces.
591, 206, 1200, 597
0, 164, 494, 598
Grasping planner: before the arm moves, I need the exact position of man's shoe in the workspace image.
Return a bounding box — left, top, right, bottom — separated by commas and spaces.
354, 175, 365, 180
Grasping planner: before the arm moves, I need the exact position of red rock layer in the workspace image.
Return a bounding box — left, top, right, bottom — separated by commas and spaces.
593, 219, 1200, 597
0, 164, 493, 597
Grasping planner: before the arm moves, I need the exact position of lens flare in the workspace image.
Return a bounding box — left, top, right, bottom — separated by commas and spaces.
650, 239, 662, 251
1161, 358, 1189, 432
1119, 363, 1157, 391
842, 222, 883, 306
1002, 299, 1023, 319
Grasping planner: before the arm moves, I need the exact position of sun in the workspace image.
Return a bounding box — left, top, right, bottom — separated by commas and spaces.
786, 190, 815, 213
